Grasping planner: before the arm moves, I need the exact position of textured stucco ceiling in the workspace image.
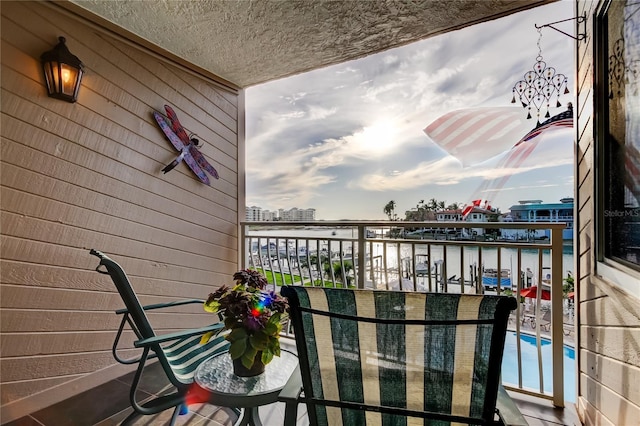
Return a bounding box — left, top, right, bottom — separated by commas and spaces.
67, 0, 555, 88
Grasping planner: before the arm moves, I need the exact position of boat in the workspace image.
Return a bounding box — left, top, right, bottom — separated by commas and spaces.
482, 268, 512, 289
502, 198, 574, 240
410, 254, 434, 276
415, 262, 432, 275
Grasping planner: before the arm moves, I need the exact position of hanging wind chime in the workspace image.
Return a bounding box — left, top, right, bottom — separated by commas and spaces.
511, 28, 570, 125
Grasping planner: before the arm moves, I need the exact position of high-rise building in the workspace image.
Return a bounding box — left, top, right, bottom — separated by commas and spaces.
279, 207, 316, 221
246, 206, 316, 221
246, 206, 262, 221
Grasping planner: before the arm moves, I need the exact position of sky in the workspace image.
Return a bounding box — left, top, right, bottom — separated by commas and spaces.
245, 1, 576, 220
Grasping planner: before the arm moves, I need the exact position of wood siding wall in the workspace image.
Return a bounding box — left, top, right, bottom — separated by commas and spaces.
576, 1, 640, 424
1, 1, 241, 421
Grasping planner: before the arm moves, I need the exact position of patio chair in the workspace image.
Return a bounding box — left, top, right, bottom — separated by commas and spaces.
540, 310, 552, 332
530, 310, 551, 332
89, 249, 233, 425
279, 286, 526, 425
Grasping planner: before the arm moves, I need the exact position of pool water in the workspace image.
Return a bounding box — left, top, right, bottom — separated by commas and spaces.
501, 331, 576, 402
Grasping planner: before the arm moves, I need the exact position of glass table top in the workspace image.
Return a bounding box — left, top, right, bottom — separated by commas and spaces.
195, 350, 298, 396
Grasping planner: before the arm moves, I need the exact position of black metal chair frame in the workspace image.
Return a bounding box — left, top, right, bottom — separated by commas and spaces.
90, 249, 232, 425
279, 286, 527, 426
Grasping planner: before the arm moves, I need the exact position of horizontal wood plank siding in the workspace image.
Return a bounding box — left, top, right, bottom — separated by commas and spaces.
1, 377, 84, 407
1, 330, 137, 358
1, 0, 240, 419
580, 349, 640, 407
576, 1, 640, 424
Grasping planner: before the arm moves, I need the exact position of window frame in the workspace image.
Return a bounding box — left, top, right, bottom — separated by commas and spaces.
594, 0, 640, 298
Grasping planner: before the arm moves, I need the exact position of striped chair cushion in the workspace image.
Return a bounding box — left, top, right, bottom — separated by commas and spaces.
162, 332, 229, 384
284, 286, 514, 426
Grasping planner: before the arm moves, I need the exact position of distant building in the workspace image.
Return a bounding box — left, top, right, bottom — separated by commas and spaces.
435, 209, 463, 221
465, 207, 490, 236
261, 210, 278, 221
279, 207, 316, 221
245, 206, 316, 221
246, 206, 263, 221
501, 198, 574, 240
465, 208, 490, 223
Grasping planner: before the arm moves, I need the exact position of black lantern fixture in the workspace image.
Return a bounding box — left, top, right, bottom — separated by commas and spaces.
40, 36, 84, 103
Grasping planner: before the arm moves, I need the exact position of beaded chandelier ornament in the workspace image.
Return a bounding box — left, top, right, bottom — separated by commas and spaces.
511, 28, 570, 125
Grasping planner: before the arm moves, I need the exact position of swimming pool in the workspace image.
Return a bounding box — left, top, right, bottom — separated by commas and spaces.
501, 331, 576, 402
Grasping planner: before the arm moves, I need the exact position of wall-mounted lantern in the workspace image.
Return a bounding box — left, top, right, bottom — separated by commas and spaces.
40, 36, 84, 103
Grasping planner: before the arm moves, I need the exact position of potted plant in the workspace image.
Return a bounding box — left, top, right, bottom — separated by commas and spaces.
201, 269, 289, 376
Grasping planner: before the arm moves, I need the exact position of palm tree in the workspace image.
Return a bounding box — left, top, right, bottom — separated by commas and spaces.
447, 202, 461, 210
384, 200, 397, 220
417, 199, 427, 220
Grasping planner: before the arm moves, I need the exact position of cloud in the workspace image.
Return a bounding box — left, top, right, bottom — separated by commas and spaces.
245, 1, 576, 217
308, 106, 337, 120
350, 156, 462, 191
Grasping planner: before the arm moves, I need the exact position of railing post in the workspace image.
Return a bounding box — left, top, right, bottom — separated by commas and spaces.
551, 225, 564, 407
240, 223, 246, 270
357, 224, 366, 289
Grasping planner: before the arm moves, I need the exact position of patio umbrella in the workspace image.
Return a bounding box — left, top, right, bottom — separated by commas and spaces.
567, 291, 575, 299
519, 286, 551, 300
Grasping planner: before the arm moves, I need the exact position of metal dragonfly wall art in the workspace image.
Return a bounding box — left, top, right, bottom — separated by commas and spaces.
153, 105, 219, 185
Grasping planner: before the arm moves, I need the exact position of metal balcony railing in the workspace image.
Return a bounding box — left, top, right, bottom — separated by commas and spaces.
240, 220, 571, 407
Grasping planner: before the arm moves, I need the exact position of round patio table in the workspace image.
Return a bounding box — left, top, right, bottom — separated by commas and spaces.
193, 349, 298, 426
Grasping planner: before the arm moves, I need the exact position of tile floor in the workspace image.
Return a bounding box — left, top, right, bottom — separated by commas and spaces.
3, 367, 580, 426
3, 359, 302, 426
4, 337, 580, 426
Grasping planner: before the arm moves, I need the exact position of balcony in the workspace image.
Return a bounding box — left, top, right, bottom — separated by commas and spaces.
5, 220, 580, 425
241, 220, 574, 408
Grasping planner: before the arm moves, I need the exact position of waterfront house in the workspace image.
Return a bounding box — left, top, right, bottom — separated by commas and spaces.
1, 1, 638, 425
503, 199, 575, 240
435, 209, 464, 222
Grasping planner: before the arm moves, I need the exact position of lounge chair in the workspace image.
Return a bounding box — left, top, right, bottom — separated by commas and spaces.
540, 310, 552, 332
89, 249, 233, 425
530, 310, 551, 332
279, 286, 526, 425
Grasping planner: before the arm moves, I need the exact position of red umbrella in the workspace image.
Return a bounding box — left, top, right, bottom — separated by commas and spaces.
567, 291, 575, 299
519, 286, 551, 300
